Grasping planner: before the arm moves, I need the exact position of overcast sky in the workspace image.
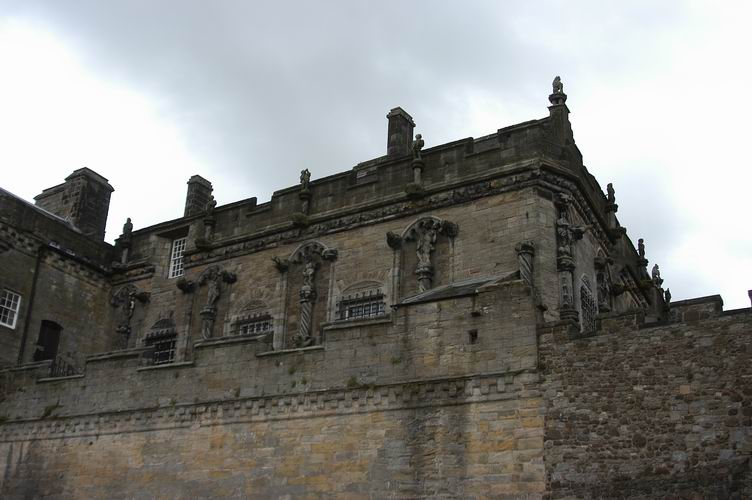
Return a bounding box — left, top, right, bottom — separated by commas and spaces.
0, 0, 749, 309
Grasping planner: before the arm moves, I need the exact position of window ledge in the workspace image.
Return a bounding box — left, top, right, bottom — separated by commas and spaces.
38, 374, 84, 383
87, 347, 149, 363
322, 315, 392, 331
195, 334, 270, 349
256, 345, 324, 358
137, 361, 195, 372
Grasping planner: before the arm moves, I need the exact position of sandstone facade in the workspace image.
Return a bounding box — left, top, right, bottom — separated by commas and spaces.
0, 83, 749, 498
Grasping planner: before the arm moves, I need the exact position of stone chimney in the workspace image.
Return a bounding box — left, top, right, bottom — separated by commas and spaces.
34, 167, 114, 241
184, 175, 213, 217
386, 107, 415, 158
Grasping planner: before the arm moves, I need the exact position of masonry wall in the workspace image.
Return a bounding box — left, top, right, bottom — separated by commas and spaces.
0, 280, 545, 498
539, 304, 752, 498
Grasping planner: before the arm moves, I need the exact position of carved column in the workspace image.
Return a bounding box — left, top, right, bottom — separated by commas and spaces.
515, 241, 535, 286
386, 231, 403, 304
555, 195, 582, 322
272, 257, 289, 350
296, 258, 318, 347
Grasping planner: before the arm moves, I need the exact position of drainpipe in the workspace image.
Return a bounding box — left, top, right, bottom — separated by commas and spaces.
17, 245, 44, 364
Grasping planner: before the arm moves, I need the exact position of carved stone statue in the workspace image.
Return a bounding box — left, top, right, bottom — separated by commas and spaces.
300, 169, 311, 191
416, 221, 439, 269
412, 134, 424, 161
664, 288, 672, 306
205, 273, 221, 309
122, 218, 133, 239
302, 259, 317, 290
607, 183, 615, 204
651, 264, 663, 287
205, 197, 217, 216
552, 76, 563, 94
638, 238, 645, 259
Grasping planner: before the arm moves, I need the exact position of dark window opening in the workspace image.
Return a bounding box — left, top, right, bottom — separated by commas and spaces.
33, 320, 62, 362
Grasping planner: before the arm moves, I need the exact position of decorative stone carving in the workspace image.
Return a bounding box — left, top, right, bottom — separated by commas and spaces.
403, 217, 458, 293
594, 255, 612, 312
552, 75, 563, 94
287, 241, 338, 348
197, 266, 237, 340
176, 277, 196, 293
300, 169, 311, 191
386, 231, 402, 250
412, 134, 424, 160
554, 196, 582, 322
638, 238, 645, 259
122, 218, 133, 241
297, 257, 318, 347
606, 183, 615, 204
651, 264, 663, 287
515, 241, 535, 286
272, 256, 289, 273
110, 284, 150, 348
664, 288, 672, 310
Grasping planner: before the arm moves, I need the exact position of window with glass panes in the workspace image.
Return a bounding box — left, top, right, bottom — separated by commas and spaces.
0, 289, 21, 329
337, 289, 385, 320
168, 237, 187, 278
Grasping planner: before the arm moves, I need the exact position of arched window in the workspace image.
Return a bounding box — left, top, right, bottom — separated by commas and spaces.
579, 276, 597, 334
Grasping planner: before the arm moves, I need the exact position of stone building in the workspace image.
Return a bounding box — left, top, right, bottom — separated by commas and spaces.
0, 80, 750, 498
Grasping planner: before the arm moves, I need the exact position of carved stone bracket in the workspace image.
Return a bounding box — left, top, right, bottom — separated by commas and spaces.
272, 256, 290, 273
386, 231, 403, 250
176, 278, 196, 294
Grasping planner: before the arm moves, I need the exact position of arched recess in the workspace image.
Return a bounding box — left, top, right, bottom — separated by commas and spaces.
388, 215, 458, 299
579, 274, 597, 334
273, 240, 338, 349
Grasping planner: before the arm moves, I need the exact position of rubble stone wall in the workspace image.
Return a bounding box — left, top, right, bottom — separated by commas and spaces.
540, 305, 752, 498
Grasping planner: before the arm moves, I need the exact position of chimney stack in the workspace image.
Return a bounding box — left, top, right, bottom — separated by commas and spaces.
386, 107, 415, 158
184, 175, 213, 217
34, 167, 114, 241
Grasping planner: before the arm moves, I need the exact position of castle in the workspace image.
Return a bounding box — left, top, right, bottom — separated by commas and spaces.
0, 80, 750, 498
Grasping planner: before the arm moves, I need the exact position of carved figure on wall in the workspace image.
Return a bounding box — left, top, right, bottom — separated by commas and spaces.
597, 272, 611, 312
638, 238, 645, 259
651, 264, 663, 287
110, 284, 150, 348
607, 183, 615, 204
556, 211, 572, 254
664, 288, 672, 309
412, 134, 424, 161
198, 266, 237, 339
300, 169, 311, 191
552, 76, 563, 94
416, 220, 439, 269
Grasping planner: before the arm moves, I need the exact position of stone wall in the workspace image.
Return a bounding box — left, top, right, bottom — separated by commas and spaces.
540, 302, 752, 498
0, 280, 548, 497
